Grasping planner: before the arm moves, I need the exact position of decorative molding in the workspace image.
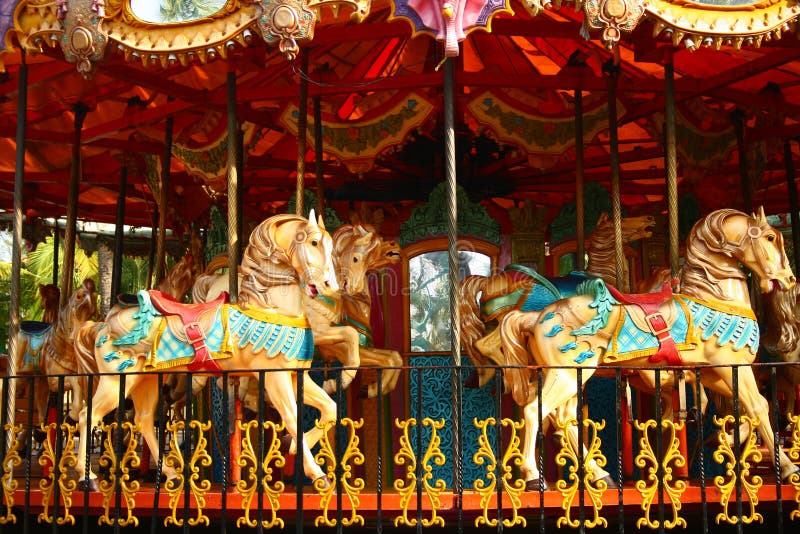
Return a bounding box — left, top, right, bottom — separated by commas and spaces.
584, 0, 644, 49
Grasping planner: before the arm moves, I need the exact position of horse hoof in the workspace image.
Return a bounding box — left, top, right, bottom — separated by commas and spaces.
525, 478, 548, 492
594, 475, 617, 490
686, 407, 699, 425
464, 371, 480, 389
279, 434, 294, 455
78, 478, 100, 492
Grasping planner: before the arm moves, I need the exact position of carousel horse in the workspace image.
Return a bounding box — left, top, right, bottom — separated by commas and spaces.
193, 223, 403, 399
460, 212, 655, 387
73, 212, 340, 489
500, 208, 799, 490
12, 279, 98, 430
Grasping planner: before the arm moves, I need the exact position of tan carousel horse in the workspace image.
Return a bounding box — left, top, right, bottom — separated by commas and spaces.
73, 212, 340, 489
500, 208, 799, 489
194, 223, 403, 400
460, 212, 655, 387
12, 279, 98, 428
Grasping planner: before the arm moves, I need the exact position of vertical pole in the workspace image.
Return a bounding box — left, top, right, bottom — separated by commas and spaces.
314, 95, 325, 216
61, 102, 89, 310
154, 115, 173, 288
296, 51, 308, 216
732, 109, 752, 214
227, 68, 239, 303
606, 59, 627, 291
6, 55, 28, 438
664, 56, 680, 277
236, 127, 244, 265
785, 140, 800, 274
444, 56, 462, 504
52, 223, 60, 286
111, 164, 127, 299
575, 89, 585, 271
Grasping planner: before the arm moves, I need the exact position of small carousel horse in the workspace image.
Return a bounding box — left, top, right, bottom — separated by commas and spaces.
758, 282, 800, 413
460, 212, 655, 386
500, 208, 799, 489
74, 212, 340, 489
12, 279, 98, 429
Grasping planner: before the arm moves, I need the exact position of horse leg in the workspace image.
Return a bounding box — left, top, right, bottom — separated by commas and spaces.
705, 365, 798, 480
521, 367, 590, 489
129, 377, 177, 480
473, 329, 501, 387
262, 369, 326, 483
297, 372, 337, 452
315, 326, 361, 394
358, 346, 403, 398
75, 375, 122, 486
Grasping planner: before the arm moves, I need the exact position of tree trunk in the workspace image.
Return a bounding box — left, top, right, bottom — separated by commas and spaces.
97, 240, 113, 317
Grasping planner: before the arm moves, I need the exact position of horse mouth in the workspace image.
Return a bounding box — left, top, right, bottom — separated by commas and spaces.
307, 284, 319, 297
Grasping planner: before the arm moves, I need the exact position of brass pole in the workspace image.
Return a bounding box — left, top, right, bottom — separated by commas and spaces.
575, 89, 585, 271
111, 164, 128, 299
154, 115, 173, 288
226, 69, 240, 302
664, 58, 680, 276
314, 95, 325, 216
606, 63, 626, 291
7, 54, 28, 439
61, 102, 89, 310
786, 140, 800, 273
732, 109, 752, 214
296, 52, 309, 216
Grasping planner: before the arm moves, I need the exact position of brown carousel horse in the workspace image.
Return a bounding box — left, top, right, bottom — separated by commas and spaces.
460, 212, 655, 387
757, 281, 800, 415
500, 208, 799, 489
73, 212, 340, 489
12, 279, 98, 429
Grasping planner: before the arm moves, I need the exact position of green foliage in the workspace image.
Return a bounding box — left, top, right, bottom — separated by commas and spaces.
159, 0, 224, 22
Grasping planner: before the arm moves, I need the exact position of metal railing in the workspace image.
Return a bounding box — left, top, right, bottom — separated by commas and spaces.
0, 361, 798, 533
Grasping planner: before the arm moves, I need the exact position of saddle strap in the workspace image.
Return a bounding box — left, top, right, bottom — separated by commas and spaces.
183, 321, 221, 373
607, 282, 683, 366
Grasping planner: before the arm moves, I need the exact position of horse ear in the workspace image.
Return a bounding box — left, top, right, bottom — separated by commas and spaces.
757, 206, 767, 225
308, 208, 319, 227
597, 212, 609, 225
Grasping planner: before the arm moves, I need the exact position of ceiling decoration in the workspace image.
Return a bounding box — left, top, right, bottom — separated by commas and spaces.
390, 0, 513, 56
279, 91, 435, 174
467, 89, 621, 169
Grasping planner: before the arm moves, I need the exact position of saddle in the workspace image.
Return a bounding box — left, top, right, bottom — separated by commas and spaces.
20, 320, 53, 336
149, 290, 229, 372
606, 280, 683, 365
116, 293, 140, 307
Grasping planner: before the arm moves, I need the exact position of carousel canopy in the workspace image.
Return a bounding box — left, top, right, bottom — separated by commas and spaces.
1, 0, 800, 237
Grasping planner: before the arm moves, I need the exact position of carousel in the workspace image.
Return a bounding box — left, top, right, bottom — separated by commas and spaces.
0, 0, 800, 531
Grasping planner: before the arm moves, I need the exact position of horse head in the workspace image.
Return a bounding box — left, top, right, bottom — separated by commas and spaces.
38, 283, 60, 324
734, 207, 795, 293
160, 253, 195, 300
239, 210, 338, 307
332, 224, 378, 295
592, 212, 655, 246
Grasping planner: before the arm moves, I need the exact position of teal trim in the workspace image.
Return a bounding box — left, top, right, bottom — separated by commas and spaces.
480, 288, 526, 318
113, 290, 160, 347
540, 311, 555, 323
545, 324, 563, 337
103, 351, 119, 362
505, 263, 561, 300
574, 350, 596, 364
571, 279, 618, 336
559, 341, 578, 352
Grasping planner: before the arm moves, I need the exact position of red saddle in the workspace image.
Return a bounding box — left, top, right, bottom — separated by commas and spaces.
605, 281, 683, 366
149, 290, 229, 372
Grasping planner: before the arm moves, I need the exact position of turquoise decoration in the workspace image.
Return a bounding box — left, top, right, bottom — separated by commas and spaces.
571, 279, 618, 336
95, 333, 108, 347
545, 324, 563, 337
408, 355, 494, 488
113, 290, 160, 347
103, 351, 120, 362
540, 311, 555, 323
155, 308, 226, 363
558, 341, 578, 352
228, 308, 314, 361
683, 298, 759, 353
574, 350, 596, 364
117, 359, 136, 372
398, 183, 501, 247
610, 304, 689, 355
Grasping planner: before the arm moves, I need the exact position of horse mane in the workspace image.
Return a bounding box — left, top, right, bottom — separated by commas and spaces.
53, 279, 97, 357
762, 284, 800, 356
239, 214, 307, 306
39, 284, 60, 324
680, 209, 748, 301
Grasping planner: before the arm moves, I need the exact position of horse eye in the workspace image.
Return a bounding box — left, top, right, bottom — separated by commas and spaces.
311, 240, 318, 247
353, 257, 359, 263
767, 234, 775, 242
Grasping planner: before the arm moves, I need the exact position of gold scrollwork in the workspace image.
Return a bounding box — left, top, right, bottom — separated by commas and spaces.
393, 418, 446, 528
313, 418, 365, 527
97, 420, 141, 527
472, 418, 526, 529
633, 418, 687, 529
554, 418, 609, 529
163, 419, 212, 527
56, 421, 78, 525
786, 413, 800, 521
37, 423, 56, 524
0, 423, 23, 524
712, 414, 763, 525
235, 419, 286, 529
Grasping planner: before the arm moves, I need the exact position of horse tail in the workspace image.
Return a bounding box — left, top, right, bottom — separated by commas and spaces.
191, 273, 217, 303
74, 321, 101, 396
459, 275, 488, 365
500, 310, 540, 406
204, 254, 230, 275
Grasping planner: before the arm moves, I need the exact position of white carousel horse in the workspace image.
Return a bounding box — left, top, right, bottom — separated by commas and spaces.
500, 208, 798, 489
460, 212, 655, 387
12, 279, 97, 428
73, 212, 340, 489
